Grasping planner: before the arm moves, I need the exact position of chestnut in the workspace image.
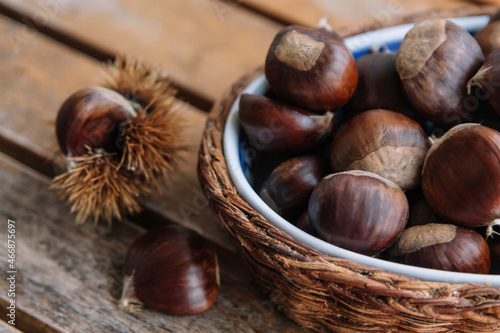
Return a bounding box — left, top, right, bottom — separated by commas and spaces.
407, 198, 441, 228
56, 86, 136, 156
474, 11, 500, 58
390, 223, 491, 274
119, 225, 219, 316
467, 47, 500, 117
329, 109, 431, 190
345, 52, 420, 122
51, 58, 185, 224
308, 170, 408, 255
239, 93, 336, 153
422, 123, 500, 236
259, 155, 330, 221
295, 210, 316, 236
265, 25, 358, 112
396, 19, 484, 126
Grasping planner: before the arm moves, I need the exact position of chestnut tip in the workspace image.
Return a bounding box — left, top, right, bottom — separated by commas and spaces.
265, 25, 358, 112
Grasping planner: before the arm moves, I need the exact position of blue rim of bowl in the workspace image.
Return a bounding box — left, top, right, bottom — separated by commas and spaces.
223, 15, 500, 286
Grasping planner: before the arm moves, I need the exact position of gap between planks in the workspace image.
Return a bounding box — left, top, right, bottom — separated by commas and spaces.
0, 1, 214, 112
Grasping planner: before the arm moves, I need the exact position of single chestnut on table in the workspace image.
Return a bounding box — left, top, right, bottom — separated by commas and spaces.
422, 123, 500, 236
345, 52, 420, 122
330, 109, 431, 190
259, 155, 330, 221
396, 18, 484, 126
308, 170, 409, 256
51, 58, 185, 224
239, 93, 336, 153
119, 225, 219, 316
265, 25, 358, 112
468, 47, 500, 117
389, 223, 491, 274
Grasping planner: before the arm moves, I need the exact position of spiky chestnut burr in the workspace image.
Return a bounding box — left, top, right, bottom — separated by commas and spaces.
51, 57, 186, 225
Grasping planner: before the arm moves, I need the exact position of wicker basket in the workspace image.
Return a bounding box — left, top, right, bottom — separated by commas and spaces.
198, 6, 500, 332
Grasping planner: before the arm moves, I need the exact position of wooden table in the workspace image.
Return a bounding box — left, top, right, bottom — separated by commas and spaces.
0, 0, 497, 332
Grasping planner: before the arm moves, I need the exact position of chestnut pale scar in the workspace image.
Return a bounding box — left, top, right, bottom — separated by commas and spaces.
275, 30, 325, 71
397, 224, 456, 254
397, 19, 447, 80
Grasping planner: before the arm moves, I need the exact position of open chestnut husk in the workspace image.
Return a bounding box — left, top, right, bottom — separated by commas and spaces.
308, 170, 408, 255
396, 19, 484, 126
259, 155, 330, 221
345, 52, 421, 122
119, 225, 219, 316
265, 25, 358, 112
51, 58, 185, 224
389, 223, 491, 274
468, 47, 500, 117
330, 109, 431, 190
422, 123, 500, 236
239, 93, 336, 153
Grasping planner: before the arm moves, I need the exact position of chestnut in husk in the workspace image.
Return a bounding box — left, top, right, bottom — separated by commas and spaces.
259, 155, 330, 221
330, 109, 431, 189
468, 47, 500, 117
396, 19, 484, 126
308, 170, 408, 255
265, 25, 358, 112
422, 123, 500, 236
51, 58, 185, 224
119, 225, 219, 316
239, 93, 336, 153
390, 223, 491, 274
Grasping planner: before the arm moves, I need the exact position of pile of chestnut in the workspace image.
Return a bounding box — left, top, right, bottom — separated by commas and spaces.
238, 16, 500, 275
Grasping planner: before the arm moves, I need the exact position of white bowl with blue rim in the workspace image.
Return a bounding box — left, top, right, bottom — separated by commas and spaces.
223, 15, 500, 286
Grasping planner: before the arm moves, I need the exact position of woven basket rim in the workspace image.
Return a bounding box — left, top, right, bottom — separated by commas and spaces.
198, 5, 500, 332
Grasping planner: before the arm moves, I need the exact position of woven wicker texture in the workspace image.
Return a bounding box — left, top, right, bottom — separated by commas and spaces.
198, 6, 500, 332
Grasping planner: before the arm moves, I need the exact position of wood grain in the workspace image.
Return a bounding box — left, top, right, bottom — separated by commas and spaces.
244, 0, 479, 28
0, 0, 283, 106
0, 16, 236, 252
0, 152, 302, 332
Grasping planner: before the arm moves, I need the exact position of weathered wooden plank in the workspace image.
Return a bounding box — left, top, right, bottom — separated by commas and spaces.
0, 152, 302, 332
0, 0, 283, 106
0, 15, 236, 252
0, 318, 24, 333
243, 0, 479, 29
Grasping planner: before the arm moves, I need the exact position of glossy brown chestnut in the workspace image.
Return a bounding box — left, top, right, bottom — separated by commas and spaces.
422, 123, 500, 235
330, 109, 431, 189
259, 155, 330, 221
345, 52, 420, 121
239, 93, 336, 153
390, 223, 491, 274
119, 225, 219, 316
468, 47, 500, 117
56, 86, 136, 156
396, 19, 484, 126
308, 170, 409, 255
265, 25, 358, 112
